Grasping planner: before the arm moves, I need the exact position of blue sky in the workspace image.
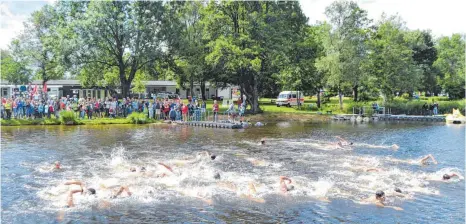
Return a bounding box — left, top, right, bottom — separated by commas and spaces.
1, 0, 465, 49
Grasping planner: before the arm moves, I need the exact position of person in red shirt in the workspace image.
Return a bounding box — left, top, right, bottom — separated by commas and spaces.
181, 103, 188, 121
212, 100, 219, 122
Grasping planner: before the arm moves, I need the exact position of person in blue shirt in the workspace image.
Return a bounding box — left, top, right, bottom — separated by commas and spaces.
38, 103, 44, 118
169, 106, 176, 121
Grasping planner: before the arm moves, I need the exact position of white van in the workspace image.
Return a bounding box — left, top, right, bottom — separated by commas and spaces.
276, 91, 304, 107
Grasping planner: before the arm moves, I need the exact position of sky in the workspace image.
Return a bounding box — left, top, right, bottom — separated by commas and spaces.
1, 0, 465, 49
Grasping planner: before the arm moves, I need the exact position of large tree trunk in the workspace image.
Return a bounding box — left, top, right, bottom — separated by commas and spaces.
121, 80, 131, 98
249, 78, 261, 114
200, 81, 206, 100
189, 77, 194, 98
317, 90, 321, 108
353, 85, 358, 102
338, 88, 343, 111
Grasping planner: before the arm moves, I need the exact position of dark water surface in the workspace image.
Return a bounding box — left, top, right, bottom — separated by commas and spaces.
1, 122, 464, 223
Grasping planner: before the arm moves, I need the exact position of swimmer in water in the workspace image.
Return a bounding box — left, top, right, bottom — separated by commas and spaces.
442, 173, 459, 181
364, 144, 399, 150
259, 138, 265, 145
63, 181, 96, 208
198, 151, 217, 160
52, 161, 61, 170
419, 154, 438, 165
216, 181, 265, 203
279, 176, 294, 194
335, 136, 354, 146
388, 154, 438, 166
363, 190, 403, 211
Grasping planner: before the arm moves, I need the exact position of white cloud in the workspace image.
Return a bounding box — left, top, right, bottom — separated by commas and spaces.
299, 0, 466, 38
0, 2, 28, 49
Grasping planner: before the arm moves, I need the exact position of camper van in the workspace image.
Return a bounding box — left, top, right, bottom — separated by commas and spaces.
276, 91, 304, 107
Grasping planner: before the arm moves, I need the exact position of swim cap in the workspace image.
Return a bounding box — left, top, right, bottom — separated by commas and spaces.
214, 173, 221, 180
375, 190, 385, 198
130, 167, 136, 172
211, 155, 217, 160
350, 142, 354, 145
140, 167, 146, 172
287, 185, 295, 191
394, 188, 402, 193
443, 174, 450, 180
87, 188, 96, 195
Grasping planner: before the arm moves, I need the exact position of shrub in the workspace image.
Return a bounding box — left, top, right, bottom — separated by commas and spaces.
127, 112, 148, 124
42, 118, 61, 125
59, 110, 80, 125
0, 119, 21, 126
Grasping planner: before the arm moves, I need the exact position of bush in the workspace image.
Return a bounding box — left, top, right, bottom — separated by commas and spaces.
0, 119, 21, 126
43, 118, 61, 125
384, 100, 465, 115
59, 110, 81, 125
127, 112, 149, 124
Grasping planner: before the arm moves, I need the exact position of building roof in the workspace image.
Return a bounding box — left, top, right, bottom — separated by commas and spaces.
31, 80, 81, 85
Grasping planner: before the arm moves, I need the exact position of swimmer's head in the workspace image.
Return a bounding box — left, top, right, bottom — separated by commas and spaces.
287, 185, 295, 191
260, 138, 265, 145
87, 188, 96, 195
349, 142, 353, 145
443, 174, 451, 180
214, 173, 221, 180
140, 167, 146, 172
130, 167, 136, 172
375, 190, 385, 201
394, 188, 402, 193
54, 161, 61, 169
210, 155, 217, 160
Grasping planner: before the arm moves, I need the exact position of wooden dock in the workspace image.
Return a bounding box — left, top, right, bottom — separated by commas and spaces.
333, 114, 445, 122
183, 121, 244, 129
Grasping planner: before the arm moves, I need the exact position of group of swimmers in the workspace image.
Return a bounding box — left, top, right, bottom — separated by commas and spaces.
49, 136, 460, 211
329, 136, 461, 210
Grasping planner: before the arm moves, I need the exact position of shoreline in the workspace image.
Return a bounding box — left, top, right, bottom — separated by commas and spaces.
0, 113, 332, 127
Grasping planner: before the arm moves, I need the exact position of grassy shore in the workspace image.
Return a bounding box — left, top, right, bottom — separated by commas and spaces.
2, 96, 463, 126
0, 116, 163, 126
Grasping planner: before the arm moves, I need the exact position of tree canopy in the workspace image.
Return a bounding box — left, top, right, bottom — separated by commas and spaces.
2, 0, 464, 111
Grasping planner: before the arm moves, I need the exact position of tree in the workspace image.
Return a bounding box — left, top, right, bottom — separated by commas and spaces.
1, 47, 32, 85
364, 15, 422, 101
15, 5, 64, 84
67, 1, 165, 97
164, 1, 207, 98
316, 0, 370, 109
434, 34, 465, 99
407, 30, 439, 95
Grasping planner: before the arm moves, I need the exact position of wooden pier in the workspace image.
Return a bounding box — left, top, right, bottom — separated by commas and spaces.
333, 114, 445, 122
183, 121, 244, 129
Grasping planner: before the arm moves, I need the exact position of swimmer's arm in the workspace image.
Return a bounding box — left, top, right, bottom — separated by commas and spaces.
366, 168, 381, 172
64, 181, 83, 186
279, 176, 292, 183
158, 162, 174, 173
384, 205, 404, 211
113, 186, 132, 198
66, 189, 83, 207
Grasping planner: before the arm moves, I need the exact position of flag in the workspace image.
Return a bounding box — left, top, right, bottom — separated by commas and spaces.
33, 85, 38, 94
43, 82, 47, 93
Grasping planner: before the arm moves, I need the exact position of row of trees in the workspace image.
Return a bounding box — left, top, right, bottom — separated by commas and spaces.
1, 1, 465, 113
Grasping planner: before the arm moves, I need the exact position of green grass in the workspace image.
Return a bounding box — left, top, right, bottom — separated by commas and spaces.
1, 118, 61, 126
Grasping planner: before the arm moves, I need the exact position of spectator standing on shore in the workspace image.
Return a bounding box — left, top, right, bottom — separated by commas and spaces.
213, 100, 219, 122
433, 102, 439, 115
422, 103, 428, 116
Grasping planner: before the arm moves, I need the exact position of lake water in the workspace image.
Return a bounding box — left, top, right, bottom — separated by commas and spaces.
1, 121, 464, 223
